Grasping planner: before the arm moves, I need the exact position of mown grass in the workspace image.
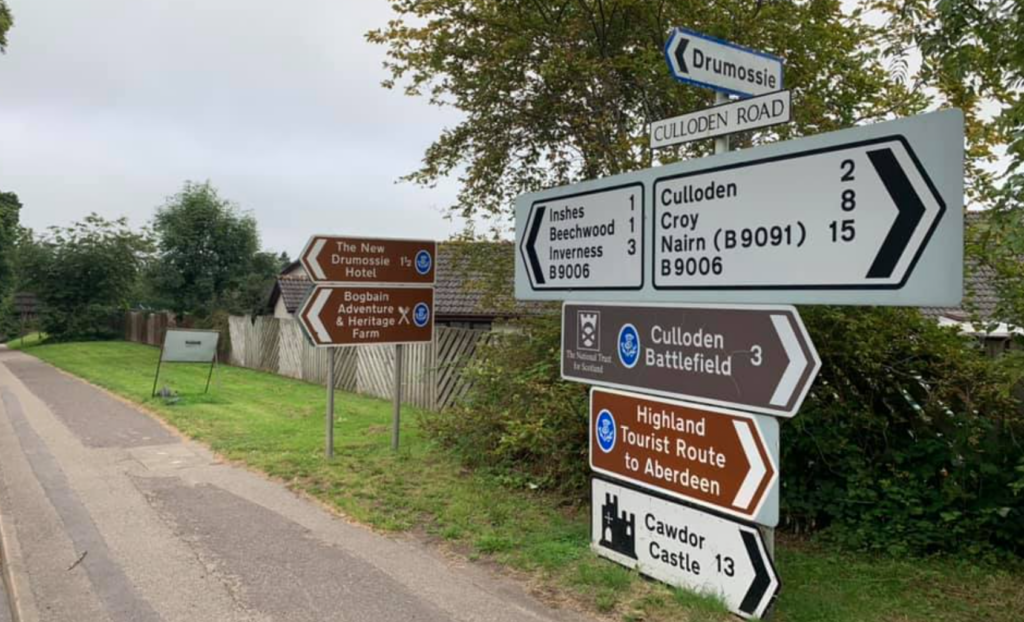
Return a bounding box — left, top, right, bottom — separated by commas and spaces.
10, 339, 1024, 622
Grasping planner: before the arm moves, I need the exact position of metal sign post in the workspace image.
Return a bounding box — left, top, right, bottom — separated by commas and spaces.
392, 344, 404, 451
326, 349, 335, 459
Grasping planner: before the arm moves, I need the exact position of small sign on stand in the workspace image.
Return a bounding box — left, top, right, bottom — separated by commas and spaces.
151, 329, 221, 397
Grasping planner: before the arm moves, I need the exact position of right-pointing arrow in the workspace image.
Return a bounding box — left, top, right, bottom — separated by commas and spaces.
769, 314, 808, 408
866, 147, 927, 278
731, 420, 768, 512
739, 529, 778, 617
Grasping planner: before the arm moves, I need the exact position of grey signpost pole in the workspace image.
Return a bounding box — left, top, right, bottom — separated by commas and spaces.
713, 89, 775, 563
326, 348, 335, 459
392, 344, 404, 451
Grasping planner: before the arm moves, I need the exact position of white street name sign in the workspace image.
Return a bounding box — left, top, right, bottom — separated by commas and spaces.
664, 28, 784, 98
520, 183, 644, 291
592, 478, 779, 619
514, 109, 963, 306
651, 90, 791, 150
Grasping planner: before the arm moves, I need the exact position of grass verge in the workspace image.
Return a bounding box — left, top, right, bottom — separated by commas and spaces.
9, 339, 1024, 622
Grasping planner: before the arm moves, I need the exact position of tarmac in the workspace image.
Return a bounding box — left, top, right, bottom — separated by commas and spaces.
0, 346, 593, 622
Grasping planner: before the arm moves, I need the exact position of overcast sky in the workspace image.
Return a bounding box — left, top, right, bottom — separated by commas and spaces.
0, 0, 466, 257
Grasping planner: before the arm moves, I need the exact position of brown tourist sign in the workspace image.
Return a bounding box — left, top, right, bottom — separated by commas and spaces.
300, 235, 436, 284
298, 285, 434, 347
590, 388, 779, 525
562, 302, 819, 417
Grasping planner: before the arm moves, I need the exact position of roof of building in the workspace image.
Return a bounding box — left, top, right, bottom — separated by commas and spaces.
920, 212, 1000, 322
268, 242, 540, 320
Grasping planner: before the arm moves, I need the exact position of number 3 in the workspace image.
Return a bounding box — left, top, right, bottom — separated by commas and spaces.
751, 345, 763, 366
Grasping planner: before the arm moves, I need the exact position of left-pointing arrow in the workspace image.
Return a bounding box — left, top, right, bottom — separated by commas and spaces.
308, 288, 332, 344
525, 206, 546, 285
306, 238, 328, 281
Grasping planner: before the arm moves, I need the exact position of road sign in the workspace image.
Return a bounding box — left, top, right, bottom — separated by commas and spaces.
590, 388, 779, 525
663, 28, 784, 98
300, 235, 436, 284
298, 285, 434, 347
563, 303, 818, 417
519, 183, 644, 291
592, 478, 779, 619
515, 109, 963, 305
651, 90, 791, 150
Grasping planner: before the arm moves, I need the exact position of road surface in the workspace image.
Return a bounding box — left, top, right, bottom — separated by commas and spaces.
0, 346, 592, 622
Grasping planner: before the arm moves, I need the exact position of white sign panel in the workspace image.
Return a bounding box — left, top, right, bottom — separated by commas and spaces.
592, 478, 778, 619
519, 183, 644, 291
514, 109, 963, 305
653, 136, 941, 289
664, 28, 784, 98
162, 329, 219, 363
651, 90, 791, 149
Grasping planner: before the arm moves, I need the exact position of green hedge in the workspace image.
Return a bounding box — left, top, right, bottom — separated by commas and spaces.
425, 307, 1024, 556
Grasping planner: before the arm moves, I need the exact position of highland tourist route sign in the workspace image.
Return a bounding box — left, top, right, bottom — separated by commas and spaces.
650, 90, 792, 150
590, 388, 779, 525
515, 109, 964, 306
663, 28, 784, 98
562, 302, 819, 417
300, 235, 436, 284
593, 478, 779, 619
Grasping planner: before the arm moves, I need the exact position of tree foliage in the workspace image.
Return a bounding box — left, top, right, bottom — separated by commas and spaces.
369, 0, 937, 224
0, 0, 12, 53
19, 215, 151, 341
148, 181, 278, 317
0, 191, 21, 298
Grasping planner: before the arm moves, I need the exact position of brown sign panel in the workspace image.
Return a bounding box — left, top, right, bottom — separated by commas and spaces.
300, 235, 436, 284
563, 302, 819, 417
298, 285, 434, 347
591, 388, 778, 524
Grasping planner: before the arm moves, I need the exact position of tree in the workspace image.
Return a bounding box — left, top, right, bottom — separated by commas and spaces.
149, 181, 277, 316
19, 215, 151, 341
0, 191, 21, 299
369, 0, 931, 225
0, 0, 12, 53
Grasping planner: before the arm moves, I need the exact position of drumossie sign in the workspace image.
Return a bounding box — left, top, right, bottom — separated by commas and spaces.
590, 388, 778, 523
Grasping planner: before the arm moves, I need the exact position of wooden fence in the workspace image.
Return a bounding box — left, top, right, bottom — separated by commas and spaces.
227, 316, 491, 411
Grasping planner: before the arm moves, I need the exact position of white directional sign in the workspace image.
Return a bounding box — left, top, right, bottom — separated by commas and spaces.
651, 90, 791, 150
520, 183, 644, 291
653, 136, 943, 290
664, 28, 784, 98
515, 109, 963, 306
592, 478, 779, 619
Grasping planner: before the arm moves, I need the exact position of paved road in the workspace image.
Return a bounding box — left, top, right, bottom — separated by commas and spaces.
0, 347, 592, 622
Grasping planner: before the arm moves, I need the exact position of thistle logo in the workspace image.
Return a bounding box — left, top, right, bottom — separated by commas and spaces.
596, 409, 616, 453
413, 302, 431, 327
577, 311, 601, 351
618, 323, 641, 369
415, 250, 432, 275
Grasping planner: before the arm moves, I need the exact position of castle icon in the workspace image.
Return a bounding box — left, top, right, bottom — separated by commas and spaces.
600, 493, 636, 559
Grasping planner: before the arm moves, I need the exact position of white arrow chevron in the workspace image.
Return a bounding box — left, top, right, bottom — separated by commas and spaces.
769, 314, 808, 407
307, 288, 332, 343
305, 238, 328, 280
732, 420, 768, 511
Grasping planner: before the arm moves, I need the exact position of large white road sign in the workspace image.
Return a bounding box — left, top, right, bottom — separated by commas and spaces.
515, 109, 963, 306
592, 478, 779, 619
664, 28, 784, 98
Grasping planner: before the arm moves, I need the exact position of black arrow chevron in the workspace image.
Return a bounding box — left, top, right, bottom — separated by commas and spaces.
673, 37, 690, 74
739, 529, 775, 617
526, 206, 546, 285
866, 147, 926, 279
